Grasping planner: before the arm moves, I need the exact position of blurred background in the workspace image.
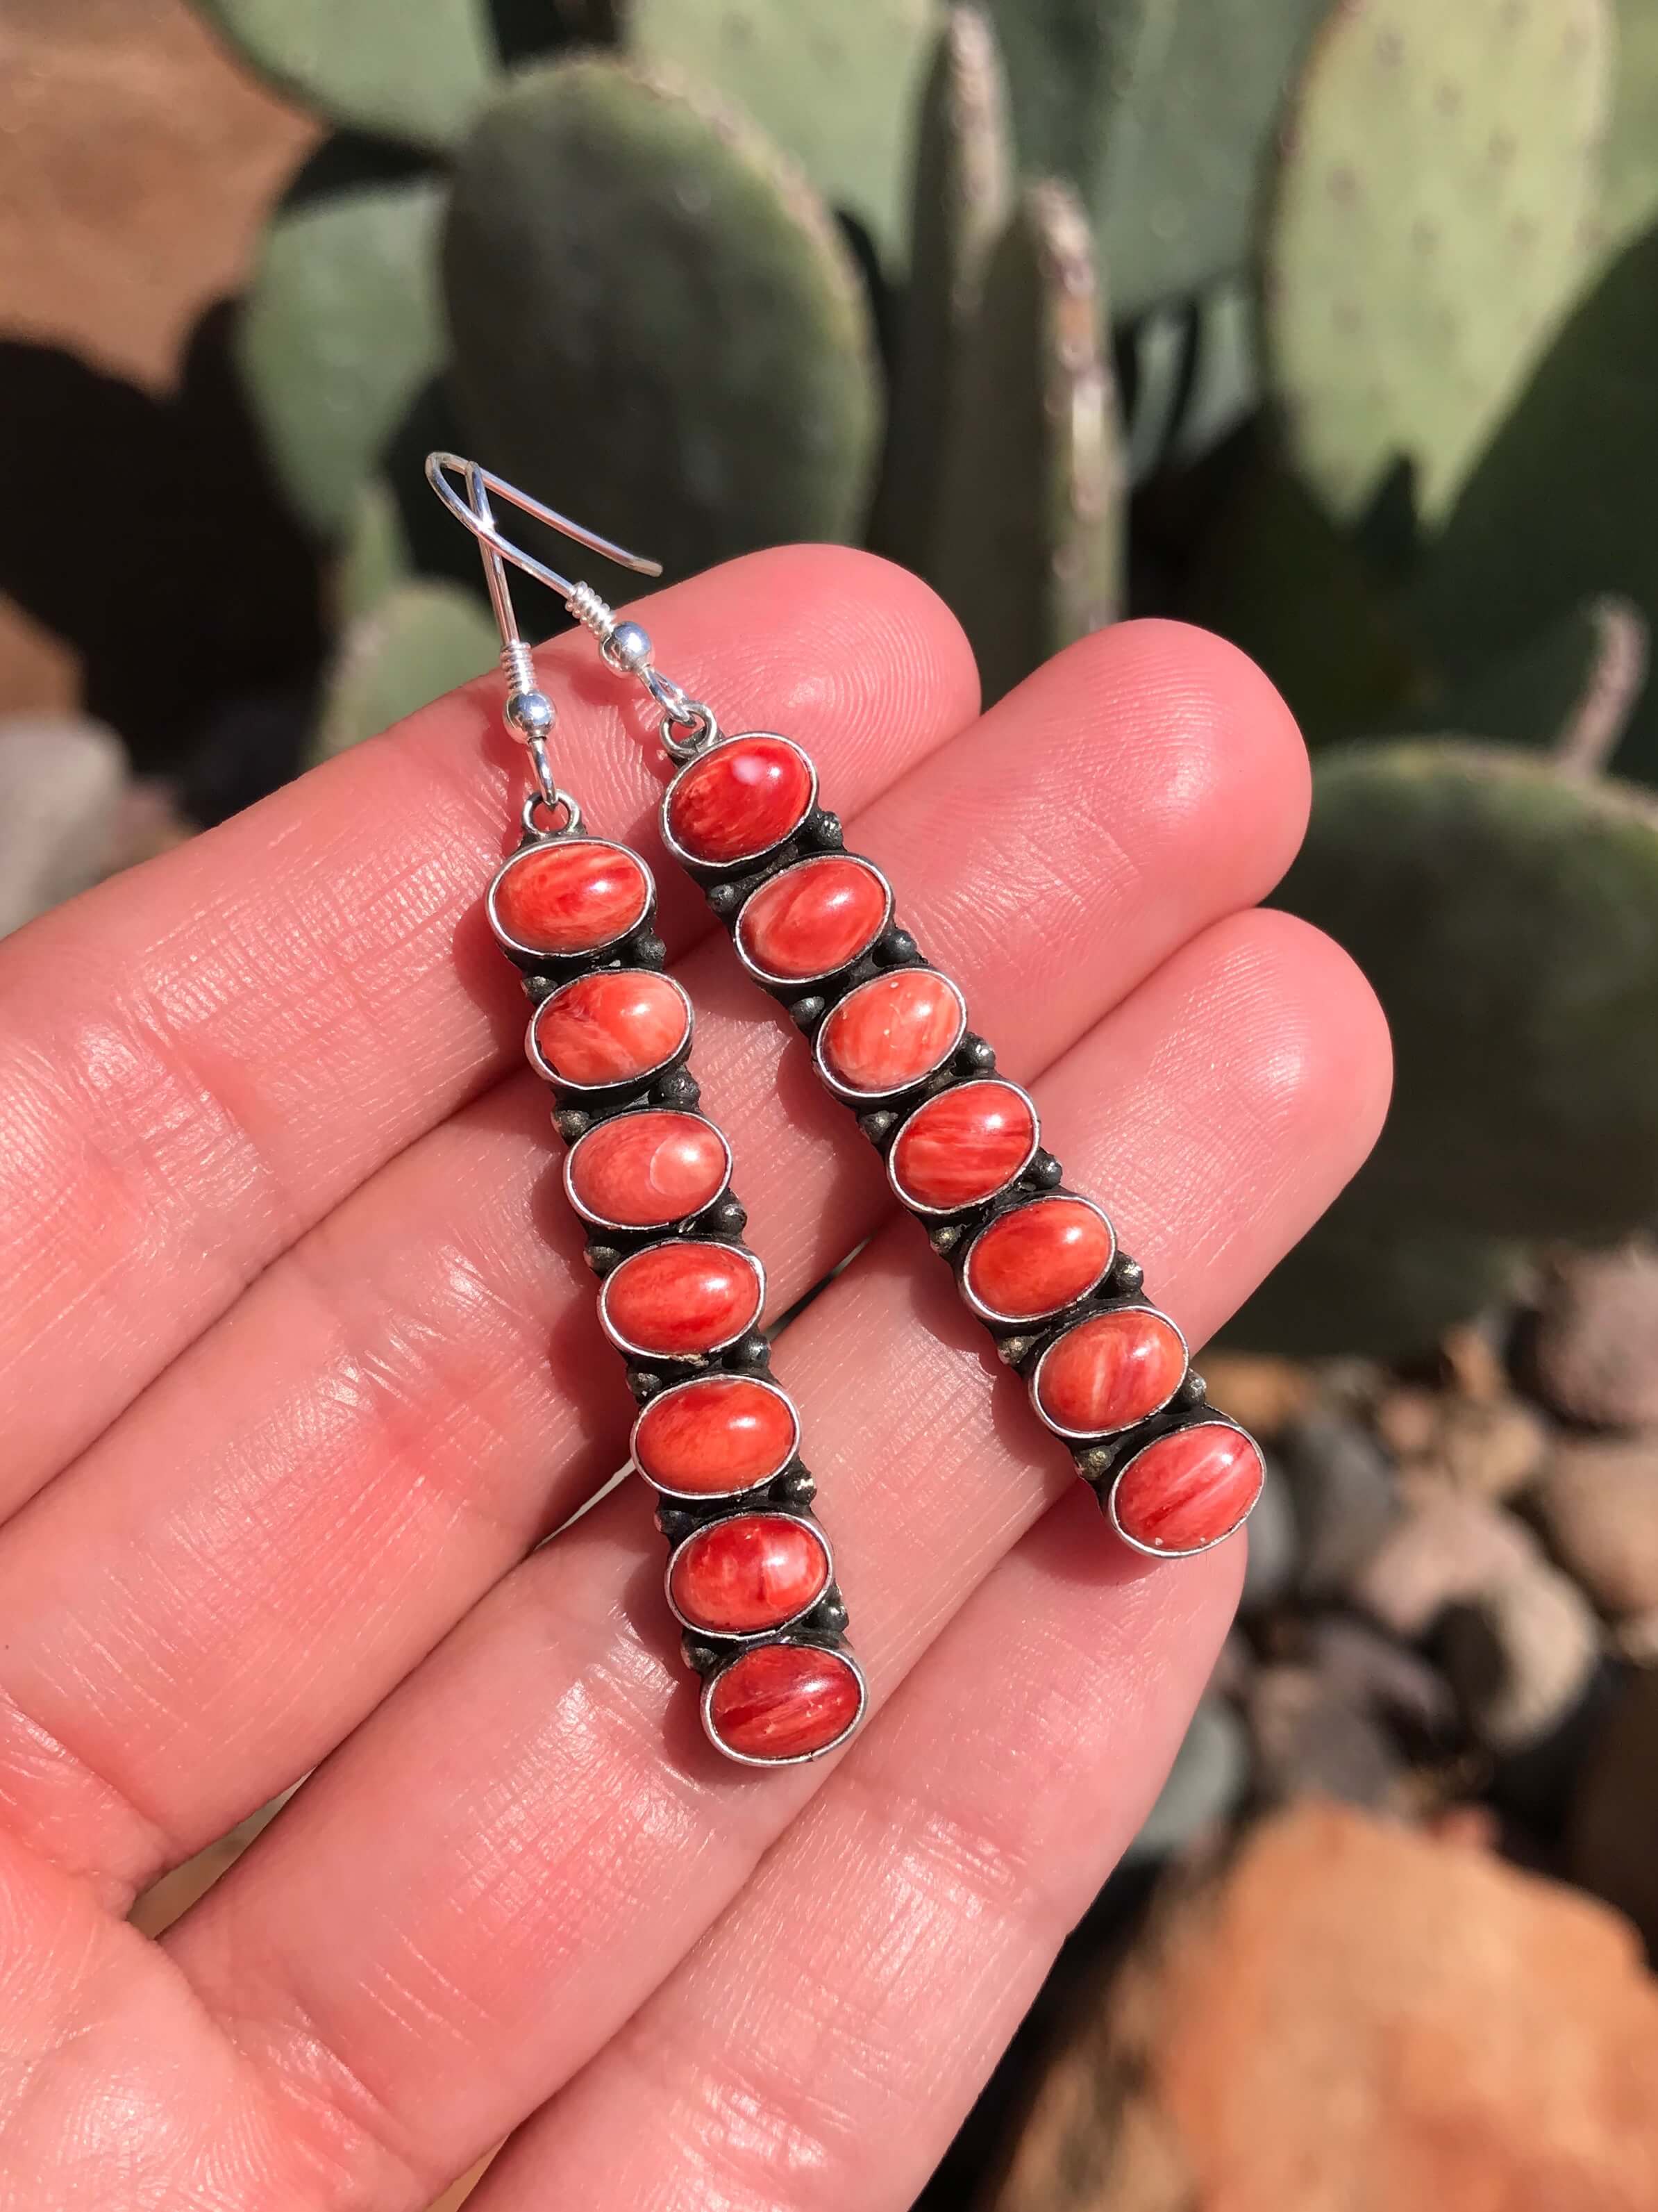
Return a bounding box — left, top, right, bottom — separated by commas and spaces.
6, 0, 1658, 2203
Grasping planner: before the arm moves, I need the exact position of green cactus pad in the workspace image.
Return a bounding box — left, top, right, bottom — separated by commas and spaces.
443, 57, 881, 589
932, 183, 1123, 705
1267, 0, 1611, 525
237, 176, 447, 540
621, 0, 935, 267
870, 7, 1012, 576
987, 0, 1328, 318
1602, 0, 1658, 261
1275, 740, 1658, 1240
333, 478, 415, 626
1418, 222, 1658, 785
312, 581, 501, 762
192, 0, 499, 147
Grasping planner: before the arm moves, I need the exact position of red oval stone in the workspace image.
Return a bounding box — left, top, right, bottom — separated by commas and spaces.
1032, 1306, 1187, 1436
530, 970, 689, 1089
889, 1080, 1038, 1213
736, 856, 890, 983
817, 968, 966, 1097
633, 1375, 799, 1495
491, 840, 651, 957
965, 1196, 1115, 1322
705, 1642, 864, 1762
669, 1513, 830, 1636
601, 1241, 762, 1357
1112, 1423, 1264, 1554
566, 1111, 729, 1229
665, 735, 815, 865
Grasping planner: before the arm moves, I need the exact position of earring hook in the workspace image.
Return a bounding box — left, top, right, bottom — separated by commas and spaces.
425, 453, 662, 642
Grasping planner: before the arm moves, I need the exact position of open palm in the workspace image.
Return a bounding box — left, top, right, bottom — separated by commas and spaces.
0, 549, 1387, 2210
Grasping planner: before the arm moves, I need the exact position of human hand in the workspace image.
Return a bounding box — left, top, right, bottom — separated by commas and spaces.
0, 550, 1387, 2210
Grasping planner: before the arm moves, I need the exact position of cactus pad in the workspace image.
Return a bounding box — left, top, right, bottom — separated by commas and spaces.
312, 581, 500, 762
1267, 0, 1611, 525
443, 57, 880, 589
192, 0, 499, 148
932, 183, 1123, 704
237, 177, 447, 540
1602, 0, 1658, 263
621, 0, 935, 267
871, 7, 1012, 576
1275, 740, 1658, 1240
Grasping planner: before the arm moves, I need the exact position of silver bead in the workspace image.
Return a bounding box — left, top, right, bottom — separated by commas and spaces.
608, 620, 654, 675
503, 689, 555, 742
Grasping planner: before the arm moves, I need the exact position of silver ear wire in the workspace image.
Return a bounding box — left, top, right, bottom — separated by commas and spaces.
426, 454, 719, 767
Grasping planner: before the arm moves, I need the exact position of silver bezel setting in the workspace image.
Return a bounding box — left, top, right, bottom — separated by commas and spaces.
598, 1240, 767, 1361
1106, 1417, 1265, 1561
486, 835, 655, 964
664, 1511, 834, 1640
1029, 1302, 1190, 1442
960, 1192, 1118, 1325
563, 1108, 733, 1233
660, 731, 819, 871
526, 969, 693, 1093
630, 1373, 802, 1500
733, 854, 895, 989
813, 967, 969, 1102
887, 1077, 1042, 1217
701, 1638, 869, 1768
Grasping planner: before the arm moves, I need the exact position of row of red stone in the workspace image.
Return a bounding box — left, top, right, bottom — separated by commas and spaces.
655, 731, 1265, 1560
487, 830, 865, 1765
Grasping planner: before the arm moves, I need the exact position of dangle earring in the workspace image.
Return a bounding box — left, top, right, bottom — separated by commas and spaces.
430, 456, 864, 1768
428, 454, 1265, 1562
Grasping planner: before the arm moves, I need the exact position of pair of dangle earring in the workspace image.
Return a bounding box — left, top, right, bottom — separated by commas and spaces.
429, 454, 1265, 1772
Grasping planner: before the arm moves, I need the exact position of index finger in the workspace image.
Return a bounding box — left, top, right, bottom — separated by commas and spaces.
0, 547, 976, 1513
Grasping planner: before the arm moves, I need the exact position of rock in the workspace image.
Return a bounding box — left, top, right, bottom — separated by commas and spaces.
0, 715, 128, 935
982, 1804, 1658, 2212
1300, 1615, 1458, 1743
1376, 1389, 1551, 1500
1535, 1436, 1658, 1618
1353, 1489, 1541, 1640
1189, 1351, 1316, 1441
1278, 1410, 1400, 1600
1237, 1454, 1298, 1615
1439, 1563, 1603, 1758
1248, 1663, 1403, 1808
1570, 1668, 1658, 1953
1441, 1320, 1512, 1403
1528, 1242, 1658, 1430
1123, 1698, 1250, 1867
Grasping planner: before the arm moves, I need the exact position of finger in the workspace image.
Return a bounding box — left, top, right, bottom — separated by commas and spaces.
0, 546, 977, 1514
161, 913, 1389, 2209
0, 624, 1307, 1899
469, 1482, 1232, 2212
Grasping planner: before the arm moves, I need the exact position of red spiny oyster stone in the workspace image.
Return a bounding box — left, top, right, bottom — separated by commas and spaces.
669, 1513, 830, 1635
566, 1111, 729, 1229
664, 735, 814, 865
736, 856, 890, 982
889, 1080, 1038, 1213
817, 968, 966, 1097
1111, 1422, 1264, 1554
705, 1642, 863, 1762
964, 1197, 1115, 1322
601, 1241, 762, 1356
633, 1375, 799, 1495
530, 970, 689, 1088
1032, 1306, 1187, 1436
491, 840, 651, 956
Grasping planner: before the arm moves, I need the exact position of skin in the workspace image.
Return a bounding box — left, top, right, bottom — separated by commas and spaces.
0, 547, 1389, 2210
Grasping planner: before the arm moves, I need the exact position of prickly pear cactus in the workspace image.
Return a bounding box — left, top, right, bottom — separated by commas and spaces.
1602, 0, 1658, 260
621, 0, 935, 267
932, 182, 1123, 705
1432, 598, 1649, 767
193, 0, 499, 148
987, 0, 1329, 317
312, 580, 500, 762
1275, 740, 1658, 1241
237, 178, 446, 540
871, 7, 1012, 577
1267, 0, 1611, 526
442, 57, 881, 592
1418, 222, 1658, 785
